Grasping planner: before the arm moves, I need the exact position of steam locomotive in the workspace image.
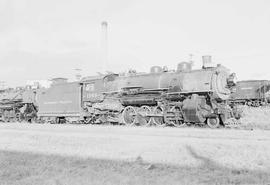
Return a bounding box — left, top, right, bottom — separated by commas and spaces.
0, 87, 38, 122
0, 56, 237, 128
33, 56, 236, 128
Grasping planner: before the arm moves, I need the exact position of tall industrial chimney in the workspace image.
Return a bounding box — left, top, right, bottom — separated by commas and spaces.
100, 21, 108, 73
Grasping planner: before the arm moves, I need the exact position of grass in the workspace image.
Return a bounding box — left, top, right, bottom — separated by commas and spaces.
238, 106, 270, 130
0, 147, 270, 185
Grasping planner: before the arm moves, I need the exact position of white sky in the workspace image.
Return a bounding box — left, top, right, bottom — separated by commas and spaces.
0, 0, 270, 87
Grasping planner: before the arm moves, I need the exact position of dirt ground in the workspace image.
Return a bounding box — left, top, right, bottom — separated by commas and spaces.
0, 123, 270, 184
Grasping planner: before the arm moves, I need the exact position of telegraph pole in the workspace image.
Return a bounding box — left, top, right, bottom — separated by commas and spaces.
74, 68, 82, 81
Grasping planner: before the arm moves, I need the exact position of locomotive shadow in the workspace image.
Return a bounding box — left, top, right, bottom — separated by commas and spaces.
185, 145, 270, 184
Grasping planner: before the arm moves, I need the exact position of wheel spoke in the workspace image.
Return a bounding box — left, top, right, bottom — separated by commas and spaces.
122, 106, 137, 126
152, 106, 166, 126
137, 106, 151, 126
169, 106, 185, 127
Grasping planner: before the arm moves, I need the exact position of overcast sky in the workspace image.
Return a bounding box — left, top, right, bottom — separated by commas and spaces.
0, 0, 270, 87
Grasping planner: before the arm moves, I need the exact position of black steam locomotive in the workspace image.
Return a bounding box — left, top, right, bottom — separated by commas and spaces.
35, 56, 236, 128
0, 87, 38, 122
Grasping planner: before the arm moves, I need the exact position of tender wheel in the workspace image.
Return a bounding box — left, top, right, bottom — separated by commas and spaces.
207, 117, 220, 128
169, 106, 186, 127
137, 106, 151, 126
122, 106, 137, 126
152, 106, 166, 127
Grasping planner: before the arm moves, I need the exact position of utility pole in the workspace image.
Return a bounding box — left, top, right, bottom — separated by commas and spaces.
189, 54, 194, 66
74, 68, 82, 81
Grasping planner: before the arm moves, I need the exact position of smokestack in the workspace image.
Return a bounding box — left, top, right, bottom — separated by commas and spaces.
100, 21, 108, 73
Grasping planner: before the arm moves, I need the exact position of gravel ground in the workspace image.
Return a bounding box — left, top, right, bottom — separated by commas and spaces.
0, 123, 270, 171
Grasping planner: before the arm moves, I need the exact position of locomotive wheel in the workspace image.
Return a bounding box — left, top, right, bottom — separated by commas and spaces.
137, 106, 152, 126
122, 106, 137, 126
207, 117, 220, 128
152, 106, 166, 127
169, 106, 186, 128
